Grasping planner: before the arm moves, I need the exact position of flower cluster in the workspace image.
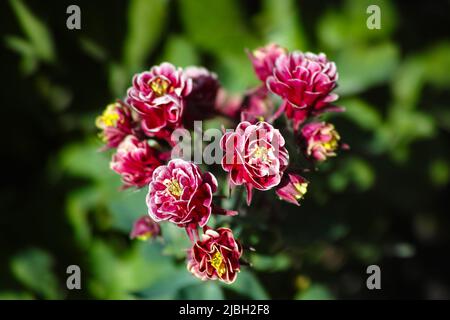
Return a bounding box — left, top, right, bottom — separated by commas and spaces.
95, 43, 347, 284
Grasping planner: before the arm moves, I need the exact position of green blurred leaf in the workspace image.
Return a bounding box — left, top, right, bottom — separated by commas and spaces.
9, 0, 55, 63
0, 291, 34, 300
422, 42, 450, 89
225, 270, 269, 299
179, 0, 258, 56
295, 284, 334, 300
339, 98, 382, 131
317, 0, 396, 51
108, 189, 148, 233
180, 281, 225, 300
429, 159, 450, 187
123, 0, 168, 73
251, 253, 291, 272
4, 36, 37, 75
10, 248, 61, 299
79, 37, 108, 62
160, 35, 199, 67
336, 42, 399, 95
89, 240, 176, 299
259, 0, 308, 50
60, 140, 112, 182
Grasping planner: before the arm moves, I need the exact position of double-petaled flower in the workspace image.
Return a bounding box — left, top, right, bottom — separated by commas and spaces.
187, 227, 242, 284
267, 51, 339, 130
110, 135, 163, 188
276, 173, 309, 206
247, 43, 287, 82
183, 67, 220, 127
95, 101, 134, 149
130, 216, 161, 241
221, 121, 289, 204
126, 62, 192, 139
300, 122, 341, 162
146, 159, 218, 229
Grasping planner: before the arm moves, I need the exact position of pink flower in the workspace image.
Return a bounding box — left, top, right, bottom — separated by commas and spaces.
275, 173, 309, 206
221, 121, 289, 204
300, 122, 341, 162
183, 67, 220, 127
187, 227, 242, 284
147, 159, 218, 228
110, 135, 163, 188
247, 43, 287, 82
130, 216, 161, 241
240, 87, 274, 123
126, 63, 192, 139
267, 51, 339, 130
95, 101, 134, 149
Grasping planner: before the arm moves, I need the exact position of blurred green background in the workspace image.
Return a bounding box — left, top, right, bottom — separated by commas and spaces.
1, 0, 449, 299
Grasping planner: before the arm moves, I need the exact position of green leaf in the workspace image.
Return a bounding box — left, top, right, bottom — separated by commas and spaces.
108, 189, 149, 233
258, 0, 308, 50
0, 291, 34, 300
79, 37, 108, 62
251, 253, 291, 272
317, 0, 396, 51
179, 0, 258, 56
160, 35, 199, 67
89, 240, 176, 299
10, 248, 61, 299
339, 98, 382, 131
336, 42, 399, 96
9, 0, 55, 63
225, 270, 269, 299
295, 284, 334, 300
123, 0, 168, 74
429, 159, 450, 187
180, 282, 225, 300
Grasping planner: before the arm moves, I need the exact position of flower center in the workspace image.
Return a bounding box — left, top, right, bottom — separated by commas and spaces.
96, 103, 120, 128
323, 130, 340, 152
149, 77, 172, 97
294, 182, 308, 200
163, 178, 183, 198
252, 146, 270, 163
210, 250, 226, 277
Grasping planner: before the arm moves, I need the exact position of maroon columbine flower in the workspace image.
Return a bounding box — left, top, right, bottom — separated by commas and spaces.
146, 159, 217, 228
110, 135, 163, 188
247, 43, 287, 82
300, 122, 341, 162
275, 173, 309, 206
187, 227, 242, 284
126, 62, 192, 139
95, 101, 134, 149
221, 121, 289, 204
130, 216, 161, 241
183, 67, 220, 127
267, 51, 339, 130
240, 87, 274, 123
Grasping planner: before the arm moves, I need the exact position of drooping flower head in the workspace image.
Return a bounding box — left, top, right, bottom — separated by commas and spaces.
248, 43, 287, 82
267, 51, 339, 130
95, 101, 134, 149
239, 87, 274, 124
275, 173, 309, 206
130, 216, 161, 241
187, 227, 242, 284
147, 159, 218, 228
183, 67, 220, 127
126, 63, 192, 139
110, 135, 163, 188
300, 122, 341, 162
221, 121, 289, 204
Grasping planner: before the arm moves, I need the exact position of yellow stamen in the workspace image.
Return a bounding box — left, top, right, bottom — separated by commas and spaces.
210, 250, 227, 277
294, 182, 308, 200
96, 103, 120, 129
163, 178, 183, 198
253, 146, 270, 163
149, 77, 172, 97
